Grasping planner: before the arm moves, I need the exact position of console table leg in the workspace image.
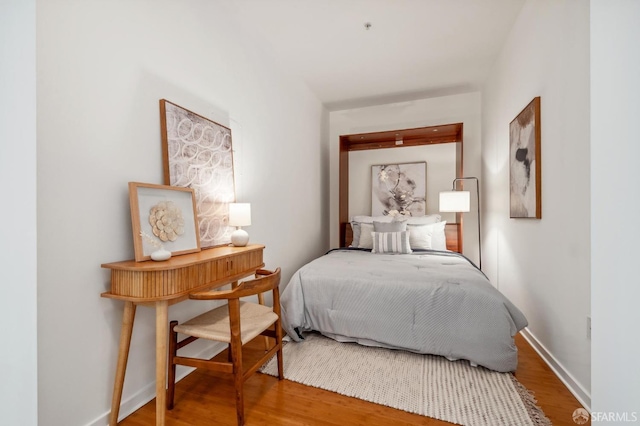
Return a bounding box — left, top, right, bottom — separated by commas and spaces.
155, 300, 169, 426
109, 301, 136, 426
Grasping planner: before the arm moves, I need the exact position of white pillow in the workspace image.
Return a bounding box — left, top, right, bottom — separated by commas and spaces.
350, 214, 440, 247
407, 221, 447, 251
371, 231, 412, 254
349, 222, 367, 247
429, 221, 447, 250
405, 225, 432, 250
352, 214, 440, 225
357, 223, 374, 249
352, 215, 393, 224
349, 222, 361, 247
405, 214, 441, 225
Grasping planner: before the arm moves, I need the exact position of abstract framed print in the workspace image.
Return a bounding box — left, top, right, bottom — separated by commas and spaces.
510, 97, 541, 219
160, 99, 236, 247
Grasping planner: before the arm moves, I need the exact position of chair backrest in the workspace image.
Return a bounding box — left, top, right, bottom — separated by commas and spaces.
229, 268, 281, 299
189, 268, 281, 301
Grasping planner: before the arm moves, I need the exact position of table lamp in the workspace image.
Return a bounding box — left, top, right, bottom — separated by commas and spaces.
228, 203, 251, 247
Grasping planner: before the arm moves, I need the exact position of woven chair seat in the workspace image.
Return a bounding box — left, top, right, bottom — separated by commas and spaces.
174, 301, 278, 344
168, 268, 284, 426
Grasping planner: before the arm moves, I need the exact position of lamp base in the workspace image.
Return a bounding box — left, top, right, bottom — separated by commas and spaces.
231, 228, 249, 247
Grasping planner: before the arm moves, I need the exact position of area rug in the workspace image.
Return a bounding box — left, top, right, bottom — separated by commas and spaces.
260, 333, 550, 426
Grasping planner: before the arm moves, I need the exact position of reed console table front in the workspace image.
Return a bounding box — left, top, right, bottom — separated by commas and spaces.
101, 244, 265, 426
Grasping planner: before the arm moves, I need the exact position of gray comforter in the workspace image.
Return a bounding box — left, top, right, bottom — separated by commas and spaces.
280, 249, 528, 372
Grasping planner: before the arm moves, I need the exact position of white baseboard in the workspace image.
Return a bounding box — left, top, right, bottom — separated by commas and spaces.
86, 341, 226, 426
520, 327, 591, 411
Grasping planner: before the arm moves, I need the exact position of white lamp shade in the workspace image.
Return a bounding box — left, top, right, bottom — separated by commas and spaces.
228, 203, 251, 227
439, 191, 471, 213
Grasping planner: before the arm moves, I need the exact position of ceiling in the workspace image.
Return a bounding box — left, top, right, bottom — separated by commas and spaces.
224, 0, 525, 110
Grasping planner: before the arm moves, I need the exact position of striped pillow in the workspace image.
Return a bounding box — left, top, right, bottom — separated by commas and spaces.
371, 231, 412, 254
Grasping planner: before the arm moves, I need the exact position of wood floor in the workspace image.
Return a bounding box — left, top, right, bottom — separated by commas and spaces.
118, 333, 588, 425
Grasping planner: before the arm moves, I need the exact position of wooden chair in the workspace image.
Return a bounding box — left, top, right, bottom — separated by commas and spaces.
167, 268, 284, 426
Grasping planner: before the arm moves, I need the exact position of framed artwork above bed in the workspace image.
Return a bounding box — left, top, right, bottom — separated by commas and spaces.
371, 162, 426, 216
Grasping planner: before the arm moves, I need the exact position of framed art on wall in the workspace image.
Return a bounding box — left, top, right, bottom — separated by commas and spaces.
160, 99, 236, 248
371, 162, 427, 216
128, 182, 201, 262
509, 96, 541, 219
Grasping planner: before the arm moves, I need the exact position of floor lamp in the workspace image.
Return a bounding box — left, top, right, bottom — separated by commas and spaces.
439, 177, 481, 269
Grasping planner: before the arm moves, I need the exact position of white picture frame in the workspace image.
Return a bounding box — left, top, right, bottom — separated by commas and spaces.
128, 182, 201, 262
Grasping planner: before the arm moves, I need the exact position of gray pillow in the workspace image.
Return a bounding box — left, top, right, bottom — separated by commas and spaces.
373, 220, 407, 232
371, 231, 412, 254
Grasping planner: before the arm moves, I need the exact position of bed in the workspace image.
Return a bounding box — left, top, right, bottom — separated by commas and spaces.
280, 215, 528, 372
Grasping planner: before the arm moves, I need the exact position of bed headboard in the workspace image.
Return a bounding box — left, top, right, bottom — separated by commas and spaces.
342, 222, 462, 253
339, 122, 465, 255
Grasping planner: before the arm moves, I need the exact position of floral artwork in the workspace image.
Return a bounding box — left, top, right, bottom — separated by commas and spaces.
160, 99, 236, 248
148, 201, 185, 242
371, 162, 426, 216
128, 182, 200, 262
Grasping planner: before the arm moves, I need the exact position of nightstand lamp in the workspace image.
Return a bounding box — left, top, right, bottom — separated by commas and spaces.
228, 203, 251, 247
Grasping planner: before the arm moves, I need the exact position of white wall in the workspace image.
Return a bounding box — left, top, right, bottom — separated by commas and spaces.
0, 1, 38, 425
590, 0, 640, 419
36, 1, 326, 425
349, 144, 457, 222
481, 0, 591, 407
329, 93, 482, 265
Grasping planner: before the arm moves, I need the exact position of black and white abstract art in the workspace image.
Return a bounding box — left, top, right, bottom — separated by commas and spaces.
509, 97, 541, 218
371, 162, 426, 216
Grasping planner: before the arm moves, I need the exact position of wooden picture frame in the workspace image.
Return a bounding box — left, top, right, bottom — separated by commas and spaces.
509, 97, 541, 218
371, 161, 427, 216
160, 99, 236, 248
128, 182, 201, 262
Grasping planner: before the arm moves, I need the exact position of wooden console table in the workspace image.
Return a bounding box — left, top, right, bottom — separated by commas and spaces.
101, 244, 265, 426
